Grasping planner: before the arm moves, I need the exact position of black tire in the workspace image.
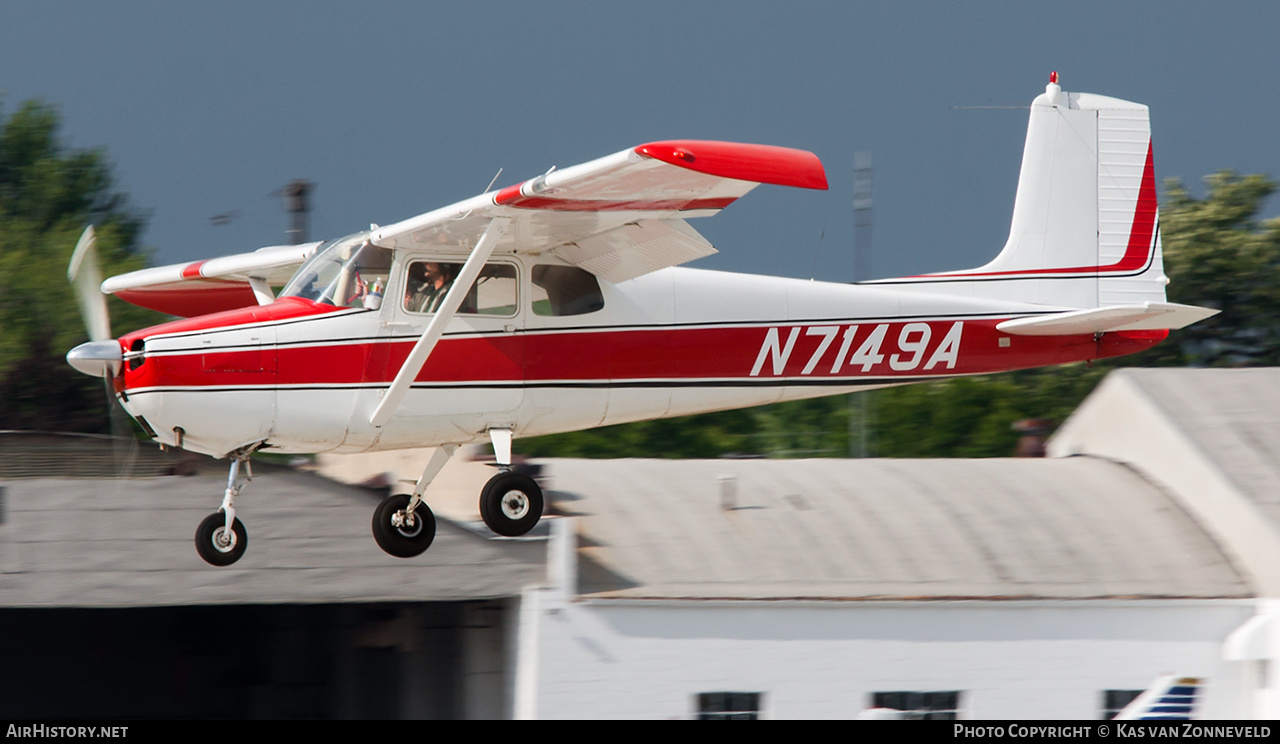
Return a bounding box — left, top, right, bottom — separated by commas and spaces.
479, 472, 544, 537
195, 511, 247, 566
372, 494, 436, 558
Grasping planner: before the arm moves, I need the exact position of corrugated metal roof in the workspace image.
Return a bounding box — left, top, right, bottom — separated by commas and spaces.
546, 457, 1251, 601
0, 462, 546, 608
1116, 368, 1280, 528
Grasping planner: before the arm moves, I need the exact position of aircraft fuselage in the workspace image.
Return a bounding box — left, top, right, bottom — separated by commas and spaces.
116, 259, 1162, 458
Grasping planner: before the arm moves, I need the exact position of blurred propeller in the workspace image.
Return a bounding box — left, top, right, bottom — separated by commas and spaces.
68, 226, 111, 342
66, 225, 138, 475
66, 226, 122, 378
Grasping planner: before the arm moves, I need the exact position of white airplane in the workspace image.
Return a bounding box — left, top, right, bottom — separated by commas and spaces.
67, 74, 1216, 566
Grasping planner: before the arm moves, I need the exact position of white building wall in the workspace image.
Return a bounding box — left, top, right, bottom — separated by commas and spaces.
524, 593, 1253, 720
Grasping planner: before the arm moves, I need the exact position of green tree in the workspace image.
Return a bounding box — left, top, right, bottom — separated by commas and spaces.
1149, 171, 1280, 366
0, 101, 160, 432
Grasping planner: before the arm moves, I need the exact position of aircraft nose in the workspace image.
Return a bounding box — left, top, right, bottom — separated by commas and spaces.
66, 339, 123, 378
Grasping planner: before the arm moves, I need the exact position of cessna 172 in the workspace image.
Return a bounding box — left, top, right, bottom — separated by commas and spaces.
67, 74, 1216, 566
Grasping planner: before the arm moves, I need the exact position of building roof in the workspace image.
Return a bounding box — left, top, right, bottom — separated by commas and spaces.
0, 456, 547, 609
1049, 367, 1280, 598
1114, 368, 1280, 529
546, 456, 1251, 601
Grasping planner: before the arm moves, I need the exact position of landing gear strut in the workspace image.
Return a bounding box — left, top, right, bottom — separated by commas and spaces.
195, 454, 252, 566
367, 430, 545, 560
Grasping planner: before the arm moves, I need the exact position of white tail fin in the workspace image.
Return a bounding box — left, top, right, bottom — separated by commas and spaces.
874, 74, 1170, 311
1113, 676, 1201, 720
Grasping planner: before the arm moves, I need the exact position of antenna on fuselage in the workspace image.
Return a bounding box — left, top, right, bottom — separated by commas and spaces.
483, 168, 504, 195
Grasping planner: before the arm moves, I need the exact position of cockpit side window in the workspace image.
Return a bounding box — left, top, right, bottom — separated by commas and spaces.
403, 260, 517, 317
531, 265, 604, 316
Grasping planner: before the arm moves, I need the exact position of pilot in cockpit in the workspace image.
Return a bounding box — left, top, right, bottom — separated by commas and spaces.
405, 261, 456, 313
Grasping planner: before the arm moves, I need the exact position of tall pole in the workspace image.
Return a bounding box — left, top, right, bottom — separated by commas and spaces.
854, 152, 873, 284
283, 179, 313, 245
851, 153, 874, 458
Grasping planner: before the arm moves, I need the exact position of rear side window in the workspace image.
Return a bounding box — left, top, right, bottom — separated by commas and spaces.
531, 265, 604, 316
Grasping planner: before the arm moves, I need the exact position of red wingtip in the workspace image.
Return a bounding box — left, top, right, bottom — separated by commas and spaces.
1049, 71, 1058, 84
636, 140, 828, 190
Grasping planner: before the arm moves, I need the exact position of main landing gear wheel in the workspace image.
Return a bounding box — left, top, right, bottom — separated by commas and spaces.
195, 511, 248, 566
479, 471, 544, 537
372, 493, 437, 558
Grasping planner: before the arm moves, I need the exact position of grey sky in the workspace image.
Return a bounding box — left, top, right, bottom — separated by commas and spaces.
3, 2, 1276, 282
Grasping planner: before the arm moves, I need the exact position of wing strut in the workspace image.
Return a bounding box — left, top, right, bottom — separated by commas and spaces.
248, 277, 275, 306
369, 217, 511, 427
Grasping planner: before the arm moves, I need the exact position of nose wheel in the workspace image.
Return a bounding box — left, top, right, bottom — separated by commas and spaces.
195, 511, 247, 566
479, 471, 544, 537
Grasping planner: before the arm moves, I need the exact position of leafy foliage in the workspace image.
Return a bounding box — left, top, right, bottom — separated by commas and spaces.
0, 101, 161, 432
1154, 172, 1280, 366
519, 398, 855, 460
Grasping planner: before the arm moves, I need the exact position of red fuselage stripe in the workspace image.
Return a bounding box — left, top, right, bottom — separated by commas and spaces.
123, 320, 1165, 390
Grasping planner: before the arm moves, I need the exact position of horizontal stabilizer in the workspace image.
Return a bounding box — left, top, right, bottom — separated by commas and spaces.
997, 303, 1219, 336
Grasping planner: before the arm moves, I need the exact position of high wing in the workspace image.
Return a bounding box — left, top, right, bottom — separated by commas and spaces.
101, 140, 826, 317
101, 241, 320, 317
363, 140, 825, 428
370, 140, 827, 282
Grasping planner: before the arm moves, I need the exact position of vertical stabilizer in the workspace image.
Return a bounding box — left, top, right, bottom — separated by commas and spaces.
875, 74, 1169, 311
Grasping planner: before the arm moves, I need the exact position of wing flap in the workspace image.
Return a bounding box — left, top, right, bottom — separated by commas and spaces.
551, 218, 716, 284
997, 302, 1219, 336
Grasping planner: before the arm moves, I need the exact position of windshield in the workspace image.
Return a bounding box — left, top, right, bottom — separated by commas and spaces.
280, 232, 393, 307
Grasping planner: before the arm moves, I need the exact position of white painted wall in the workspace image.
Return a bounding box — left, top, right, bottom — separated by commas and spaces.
522, 592, 1254, 720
